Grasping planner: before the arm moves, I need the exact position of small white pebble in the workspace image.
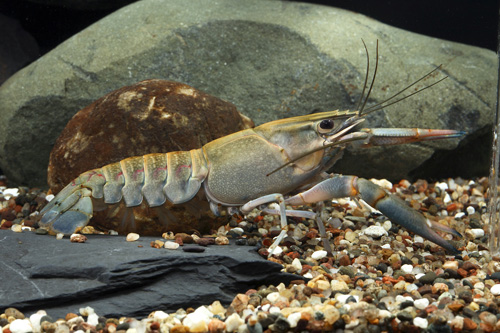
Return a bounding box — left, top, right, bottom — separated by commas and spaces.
382, 220, 392, 231
287, 312, 301, 328
291, 258, 302, 272
401, 264, 413, 274
474, 282, 485, 291
414, 298, 429, 310
269, 306, 281, 314
79, 306, 95, 316
454, 212, 466, 219
56, 233, 64, 240
370, 178, 392, 190
361, 225, 388, 238
164, 241, 179, 250
270, 246, 283, 256
108, 230, 119, 235
395, 295, 413, 303
126, 233, 140, 242
468, 228, 485, 238
466, 206, 475, 215
443, 193, 451, 204
45, 194, 55, 202
230, 227, 244, 235
413, 236, 424, 243
11, 224, 23, 233
260, 304, 270, 312
9, 319, 33, 333
381, 244, 391, 249
267, 292, 280, 303
436, 182, 448, 191
3, 188, 19, 199
490, 284, 500, 295
153, 310, 169, 320
413, 317, 428, 329
87, 313, 99, 326
311, 250, 327, 260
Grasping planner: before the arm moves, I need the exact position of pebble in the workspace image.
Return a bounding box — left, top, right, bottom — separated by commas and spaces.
361, 225, 388, 238
413, 317, 428, 329
466, 228, 485, 238
70, 234, 87, 243
490, 283, 500, 295
400, 264, 413, 274
126, 233, 140, 242
442, 260, 459, 270
224, 313, 244, 332
164, 241, 180, 250
11, 224, 22, 232
414, 298, 429, 310
311, 250, 327, 260
9, 319, 33, 333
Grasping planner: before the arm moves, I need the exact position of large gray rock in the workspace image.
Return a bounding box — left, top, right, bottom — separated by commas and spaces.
0, 230, 299, 318
0, 0, 495, 187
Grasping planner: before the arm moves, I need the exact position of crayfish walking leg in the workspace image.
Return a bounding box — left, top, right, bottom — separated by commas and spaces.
284, 175, 461, 255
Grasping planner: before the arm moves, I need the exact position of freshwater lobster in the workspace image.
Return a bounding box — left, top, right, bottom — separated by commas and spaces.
39, 43, 463, 254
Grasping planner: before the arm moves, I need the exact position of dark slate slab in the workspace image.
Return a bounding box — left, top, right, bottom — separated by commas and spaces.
0, 230, 300, 318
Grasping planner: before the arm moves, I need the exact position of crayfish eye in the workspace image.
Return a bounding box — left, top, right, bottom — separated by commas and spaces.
318, 119, 335, 134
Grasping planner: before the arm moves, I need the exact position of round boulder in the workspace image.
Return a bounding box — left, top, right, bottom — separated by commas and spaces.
47, 79, 253, 235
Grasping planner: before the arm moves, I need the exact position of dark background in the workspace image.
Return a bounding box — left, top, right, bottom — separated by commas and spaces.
0, 0, 498, 58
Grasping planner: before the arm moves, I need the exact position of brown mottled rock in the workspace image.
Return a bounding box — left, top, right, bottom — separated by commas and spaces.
47, 79, 253, 235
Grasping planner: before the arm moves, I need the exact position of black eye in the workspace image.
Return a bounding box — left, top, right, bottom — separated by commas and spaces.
320, 119, 334, 129
318, 119, 334, 133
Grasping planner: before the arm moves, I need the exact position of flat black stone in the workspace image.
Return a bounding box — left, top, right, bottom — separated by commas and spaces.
0, 230, 301, 318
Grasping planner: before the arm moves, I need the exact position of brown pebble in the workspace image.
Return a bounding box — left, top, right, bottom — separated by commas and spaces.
338, 254, 351, 266
196, 237, 215, 246
447, 301, 465, 312
208, 319, 225, 333
462, 262, 479, 271
457, 268, 468, 278
418, 285, 433, 295
303, 286, 313, 296
230, 294, 249, 313
1, 220, 13, 229
175, 233, 194, 244
150, 322, 160, 330
463, 317, 477, 330
41, 322, 57, 333
480, 323, 495, 333
65, 313, 78, 321
4, 308, 24, 319
170, 325, 190, 333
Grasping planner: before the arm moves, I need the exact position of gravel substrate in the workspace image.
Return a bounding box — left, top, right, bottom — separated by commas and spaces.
1, 177, 497, 332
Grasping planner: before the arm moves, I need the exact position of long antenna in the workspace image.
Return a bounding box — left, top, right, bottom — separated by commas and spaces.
359, 40, 379, 114
361, 65, 446, 116
355, 39, 370, 111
